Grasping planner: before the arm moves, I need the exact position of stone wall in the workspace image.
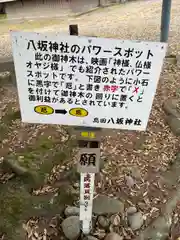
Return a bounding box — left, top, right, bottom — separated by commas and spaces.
4, 0, 128, 20
5, 0, 72, 19
5, 0, 99, 19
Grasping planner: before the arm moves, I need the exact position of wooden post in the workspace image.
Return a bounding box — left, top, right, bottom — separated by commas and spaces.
69, 24, 101, 235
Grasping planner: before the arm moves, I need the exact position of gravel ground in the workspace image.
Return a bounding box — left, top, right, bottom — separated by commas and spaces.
1, 0, 180, 58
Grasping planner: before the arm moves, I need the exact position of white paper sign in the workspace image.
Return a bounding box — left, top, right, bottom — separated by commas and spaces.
80, 173, 94, 221
11, 31, 167, 130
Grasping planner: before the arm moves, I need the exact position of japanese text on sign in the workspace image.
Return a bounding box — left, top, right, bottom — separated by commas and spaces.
80, 173, 94, 221
77, 148, 100, 173
11, 31, 167, 130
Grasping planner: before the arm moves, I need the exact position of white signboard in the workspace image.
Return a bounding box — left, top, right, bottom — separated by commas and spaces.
11, 31, 167, 130
77, 148, 100, 173
80, 173, 95, 233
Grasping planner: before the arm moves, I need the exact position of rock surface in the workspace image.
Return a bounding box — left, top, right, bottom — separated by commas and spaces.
166, 116, 180, 136
104, 232, 124, 240
64, 206, 79, 217
163, 99, 180, 135
61, 216, 80, 240
98, 215, 110, 228
93, 195, 124, 215
163, 99, 180, 118
126, 206, 137, 215
128, 212, 144, 230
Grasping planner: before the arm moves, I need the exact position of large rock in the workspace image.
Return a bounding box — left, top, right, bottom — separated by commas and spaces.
166, 116, 180, 136
105, 232, 124, 240
61, 216, 80, 240
163, 99, 180, 135
128, 212, 144, 230
163, 99, 180, 118
64, 206, 79, 217
93, 195, 124, 215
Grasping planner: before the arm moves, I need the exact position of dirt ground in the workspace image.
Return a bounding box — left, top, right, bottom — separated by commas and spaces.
1, 0, 180, 239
